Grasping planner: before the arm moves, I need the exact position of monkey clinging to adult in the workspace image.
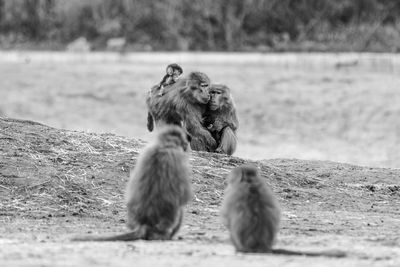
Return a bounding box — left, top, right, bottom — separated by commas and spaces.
221, 165, 346, 257
158, 63, 183, 96
72, 125, 192, 241
146, 71, 216, 152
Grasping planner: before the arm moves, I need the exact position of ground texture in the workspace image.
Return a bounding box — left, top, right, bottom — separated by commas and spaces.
0, 118, 399, 267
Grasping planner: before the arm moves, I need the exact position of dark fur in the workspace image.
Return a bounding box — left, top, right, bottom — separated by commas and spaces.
159, 63, 183, 87
203, 84, 238, 155
147, 112, 154, 132
221, 165, 346, 257
157, 63, 183, 96
72, 125, 192, 241
147, 72, 217, 152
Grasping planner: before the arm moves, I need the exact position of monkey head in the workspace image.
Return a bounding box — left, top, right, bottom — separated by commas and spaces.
166, 63, 183, 76
209, 84, 234, 111
183, 72, 211, 104
228, 165, 259, 185
157, 125, 190, 152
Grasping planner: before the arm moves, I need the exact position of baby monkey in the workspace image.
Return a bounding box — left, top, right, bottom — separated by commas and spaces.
72, 125, 192, 241
158, 63, 183, 96
221, 165, 346, 257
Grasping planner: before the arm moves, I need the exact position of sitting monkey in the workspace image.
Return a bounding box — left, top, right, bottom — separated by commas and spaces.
203, 84, 238, 155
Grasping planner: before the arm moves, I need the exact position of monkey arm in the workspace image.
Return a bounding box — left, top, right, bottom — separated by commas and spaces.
159, 74, 170, 86
215, 127, 237, 156
184, 116, 217, 152
230, 111, 239, 131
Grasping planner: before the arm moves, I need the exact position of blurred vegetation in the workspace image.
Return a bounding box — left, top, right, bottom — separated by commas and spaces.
0, 0, 400, 51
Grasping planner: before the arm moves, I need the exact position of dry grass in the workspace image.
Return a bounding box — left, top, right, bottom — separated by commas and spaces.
0, 118, 146, 218
1, 117, 399, 218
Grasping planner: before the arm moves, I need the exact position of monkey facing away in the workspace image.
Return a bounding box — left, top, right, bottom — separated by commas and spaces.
158, 63, 183, 96
72, 125, 192, 241
221, 165, 346, 257
203, 84, 238, 155
147, 71, 216, 152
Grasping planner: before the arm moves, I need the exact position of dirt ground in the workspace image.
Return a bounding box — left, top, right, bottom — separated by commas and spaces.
1, 118, 400, 267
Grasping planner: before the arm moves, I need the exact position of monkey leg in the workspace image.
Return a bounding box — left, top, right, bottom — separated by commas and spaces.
169, 209, 183, 238
215, 127, 237, 155
147, 112, 154, 132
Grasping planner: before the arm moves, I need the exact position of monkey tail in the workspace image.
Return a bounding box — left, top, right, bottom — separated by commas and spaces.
71, 230, 144, 242
147, 112, 154, 132
271, 248, 346, 258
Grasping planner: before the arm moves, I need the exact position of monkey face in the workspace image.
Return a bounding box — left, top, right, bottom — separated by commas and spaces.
166, 67, 174, 75
209, 85, 232, 111
186, 79, 210, 104
209, 89, 223, 111
166, 63, 182, 76
192, 84, 210, 104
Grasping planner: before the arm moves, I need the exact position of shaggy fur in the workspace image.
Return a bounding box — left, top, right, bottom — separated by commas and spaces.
203, 84, 238, 155
72, 125, 192, 241
147, 72, 216, 152
221, 165, 346, 257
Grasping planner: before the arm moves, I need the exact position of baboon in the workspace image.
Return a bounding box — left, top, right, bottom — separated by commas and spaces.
158, 63, 183, 96
146, 71, 217, 152
221, 165, 346, 257
203, 84, 238, 155
72, 125, 192, 241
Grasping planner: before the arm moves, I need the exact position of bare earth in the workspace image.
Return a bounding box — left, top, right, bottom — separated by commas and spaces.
0, 118, 399, 267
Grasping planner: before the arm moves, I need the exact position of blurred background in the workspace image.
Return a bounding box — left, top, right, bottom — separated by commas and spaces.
0, 0, 400, 168
0, 0, 400, 51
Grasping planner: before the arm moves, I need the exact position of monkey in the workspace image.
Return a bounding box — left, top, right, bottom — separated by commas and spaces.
158, 63, 183, 96
146, 71, 217, 152
72, 125, 192, 242
221, 165, 346, 257
203, 84, 238, 155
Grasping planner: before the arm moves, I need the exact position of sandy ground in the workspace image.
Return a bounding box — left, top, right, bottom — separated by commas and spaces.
1, 118, 400, 267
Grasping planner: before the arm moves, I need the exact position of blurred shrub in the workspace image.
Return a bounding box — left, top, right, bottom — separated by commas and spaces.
0, 0, 399, 51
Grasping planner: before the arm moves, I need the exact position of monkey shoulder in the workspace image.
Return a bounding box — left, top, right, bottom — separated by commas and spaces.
159, 79, 186, 96
155, 147, 189, 168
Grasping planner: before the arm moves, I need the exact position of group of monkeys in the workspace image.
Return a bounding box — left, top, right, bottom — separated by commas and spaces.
146, 64, 239, 156
72, 64, 346, 258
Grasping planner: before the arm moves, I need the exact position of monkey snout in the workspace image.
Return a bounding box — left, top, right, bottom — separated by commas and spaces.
203, 96, 210, 103
200, 93, 210, 103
